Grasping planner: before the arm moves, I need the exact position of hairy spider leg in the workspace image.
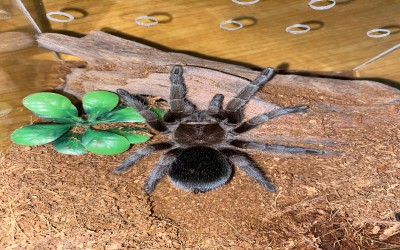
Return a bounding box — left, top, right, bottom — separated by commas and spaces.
233, 105, 308, 134
117, 89, 168, 132
207, 94, 225, 119
164, 66, 196, 123
230, 140, 340, 155
144, 148, 181, 194
222, 149, 276, 192
224, 67, 275, 124
113, 142, 173, 174
169, 65, 186, 113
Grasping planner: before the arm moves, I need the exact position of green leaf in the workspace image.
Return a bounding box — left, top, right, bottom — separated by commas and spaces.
102, 106, 145, 123
81, 128, 130, 155
53, 131, 86, 155
108, 127, 151, 144
121, 133, 151, 144
150, 108, 165, 120
83, 91, 119, 121
11, 124, 72, 146
23, 93, 80, 123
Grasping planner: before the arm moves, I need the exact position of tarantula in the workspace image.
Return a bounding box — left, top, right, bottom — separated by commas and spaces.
114, 66, 337, 194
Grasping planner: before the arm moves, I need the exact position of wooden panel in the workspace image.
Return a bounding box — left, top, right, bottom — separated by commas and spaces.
40, 0, 400, 80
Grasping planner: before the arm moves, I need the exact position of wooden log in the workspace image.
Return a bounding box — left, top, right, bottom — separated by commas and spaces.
36, 31, 400, 146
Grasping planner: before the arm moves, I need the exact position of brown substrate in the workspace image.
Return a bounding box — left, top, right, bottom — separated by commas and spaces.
1, 84, 400, 249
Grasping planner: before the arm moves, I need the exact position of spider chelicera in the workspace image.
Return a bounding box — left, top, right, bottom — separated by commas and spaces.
114, 66, 337, 194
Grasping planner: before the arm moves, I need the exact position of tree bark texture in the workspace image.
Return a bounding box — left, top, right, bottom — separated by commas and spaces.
36, 31, 400, 146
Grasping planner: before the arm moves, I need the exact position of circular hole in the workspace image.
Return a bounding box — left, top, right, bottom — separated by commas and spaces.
135, 15, 158, 27
46, 11, 74, 23
308, 0, 336, 10
0, 10, 11, 20
147, 12, 172, 24
232, 16, 257, 28
286, 24, 311, 34
302, 20, 324, 31
232, 0, 260, 5
379, 25, 400, 35
367, 28, 391, 38
60, 7, 88, 19
219, 20, 243, 31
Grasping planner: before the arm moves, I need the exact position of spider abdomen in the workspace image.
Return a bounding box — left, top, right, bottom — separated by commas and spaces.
168, 146, 232, 192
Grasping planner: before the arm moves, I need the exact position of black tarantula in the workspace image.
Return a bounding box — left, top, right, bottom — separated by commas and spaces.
114, 66, 337, 194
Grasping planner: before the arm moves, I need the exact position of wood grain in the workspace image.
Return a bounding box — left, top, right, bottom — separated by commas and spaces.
40, 0, 400, 82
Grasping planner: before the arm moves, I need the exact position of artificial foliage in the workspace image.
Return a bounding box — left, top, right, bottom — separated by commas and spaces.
11, 91, 162, 155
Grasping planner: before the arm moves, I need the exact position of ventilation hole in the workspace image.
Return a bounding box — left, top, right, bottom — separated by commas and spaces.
232, 16, 257, 28
135, 15, 158, 27
60, 7, 88, 19
232, 0, 260, 5
219, 20, 243, 31
308, 0, 336, 10
286, 24, 311, 34
46, 11, 74, 23
367, 28, 391, 38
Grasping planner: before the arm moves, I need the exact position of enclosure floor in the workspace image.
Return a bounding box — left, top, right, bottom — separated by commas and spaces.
1, 85, 399, 249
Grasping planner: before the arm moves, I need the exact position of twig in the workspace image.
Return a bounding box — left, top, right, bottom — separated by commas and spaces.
69, 197, 82, 228
273, 190, 282, 209
38, 214, 60, 233
8, 201, 28, 238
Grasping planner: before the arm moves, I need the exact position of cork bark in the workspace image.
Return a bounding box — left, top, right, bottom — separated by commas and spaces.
36, 31, 400, 145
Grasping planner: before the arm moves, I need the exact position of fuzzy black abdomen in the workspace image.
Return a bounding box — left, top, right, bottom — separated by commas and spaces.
168, 146, 232, 192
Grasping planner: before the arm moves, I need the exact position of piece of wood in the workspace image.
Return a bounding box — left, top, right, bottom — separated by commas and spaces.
37, 31, 276, 112
36, 31, 400, 146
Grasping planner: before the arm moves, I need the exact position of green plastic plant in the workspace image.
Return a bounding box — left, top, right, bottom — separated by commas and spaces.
11, 91, 162, 155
